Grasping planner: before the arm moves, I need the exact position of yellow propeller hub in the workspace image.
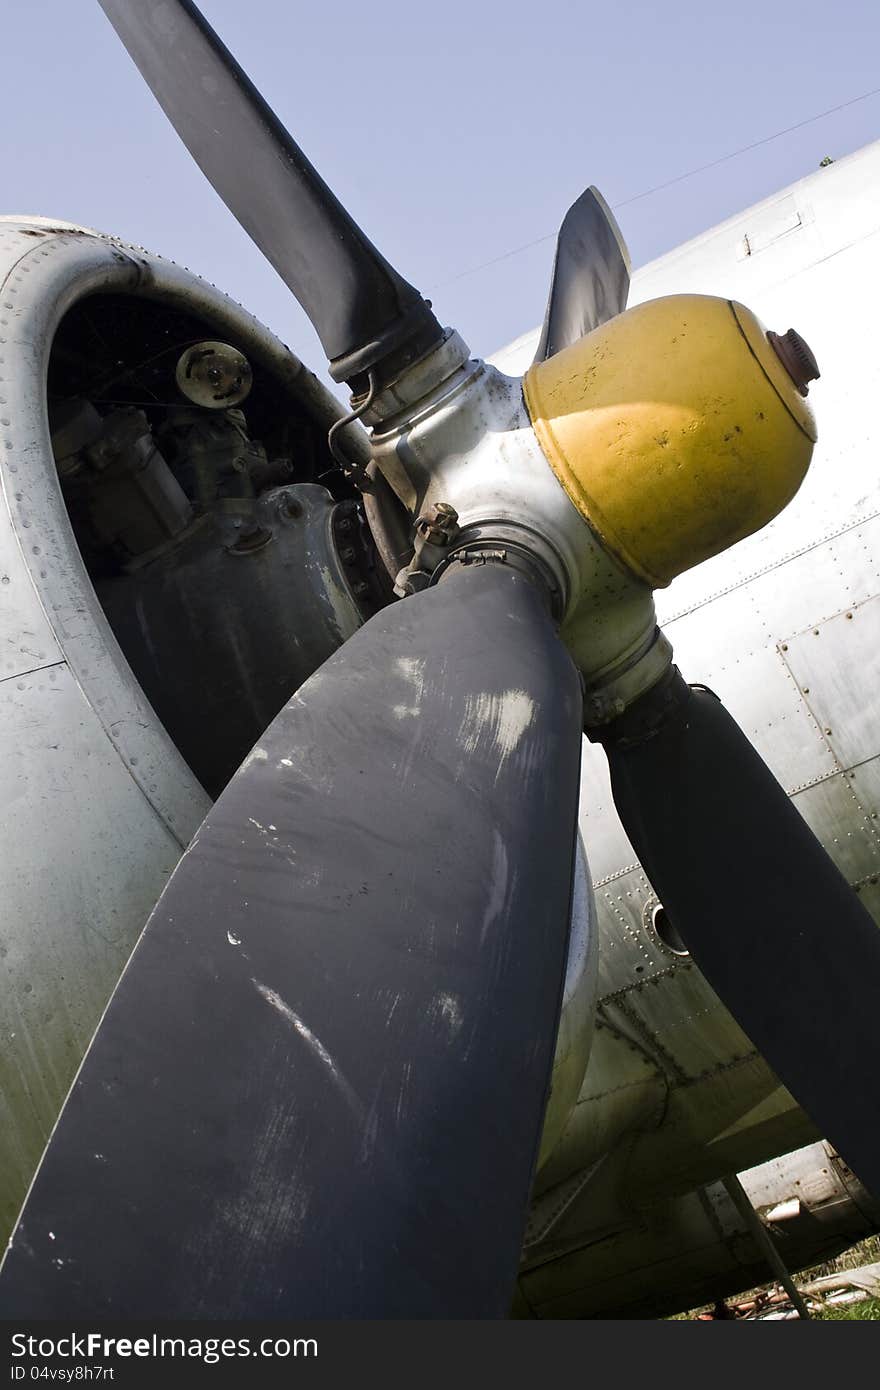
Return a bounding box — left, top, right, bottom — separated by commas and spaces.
523, 294, 817, 588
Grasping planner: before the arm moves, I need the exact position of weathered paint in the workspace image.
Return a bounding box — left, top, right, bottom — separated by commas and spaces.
501, 140, 880, 1311
0, 215, 363, 1240
523, 294, 815, 588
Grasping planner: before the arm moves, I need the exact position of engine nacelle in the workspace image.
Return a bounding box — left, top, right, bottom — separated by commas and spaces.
0, 217, 597, 1238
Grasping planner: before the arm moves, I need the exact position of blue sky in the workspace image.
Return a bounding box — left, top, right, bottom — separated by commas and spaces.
6, 0, 880, 384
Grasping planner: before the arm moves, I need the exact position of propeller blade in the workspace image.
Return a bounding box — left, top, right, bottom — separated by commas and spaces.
533, 187, 630, 363
97, 0, 441, 382
0, 562, 583, 1318
603, 673, 880, 1198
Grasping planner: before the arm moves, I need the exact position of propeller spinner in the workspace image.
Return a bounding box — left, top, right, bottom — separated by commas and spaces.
1, 0, 877, 1319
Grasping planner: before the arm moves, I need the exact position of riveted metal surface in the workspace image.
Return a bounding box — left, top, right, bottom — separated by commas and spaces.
740, 1140, 838, 1210
606, 965, 757, 1082
520, 1132, 879, 1318
659, 512, 880, 661
593, 866, 670, 994
0, 514, 60, 681
540, 153, 880, 1238
661, 613, 839, 794
625, 1064, 816, 1206
519, 1185, 740, 1318
524, 1159, 606, 1252
848, 872, 880, 922
791, 772, 880, 884
533, 1018, 667, 1195
782, 594, 880, 771
842, 756, 880, 829
0, 216, 369, 1243
511, 146, 880, 1314
577, 583, 848, 900
0, 665, 184, 1238
498, 148, 880, 627
712, 649, 835, 793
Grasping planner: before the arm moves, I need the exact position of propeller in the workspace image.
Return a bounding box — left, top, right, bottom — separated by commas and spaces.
96, 0, 442, 384
0, 562, 583, 1317
533, 186, 630, 362
601, 670, 880, 1199
2, 0, 876, 1325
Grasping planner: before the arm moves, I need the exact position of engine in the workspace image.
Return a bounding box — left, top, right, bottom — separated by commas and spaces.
47, 293, 389, 797
0, 219, 597, 1244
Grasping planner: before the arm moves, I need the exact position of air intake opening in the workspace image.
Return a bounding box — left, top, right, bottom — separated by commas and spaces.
651, 903, 690, 958
48, 291, 381, 797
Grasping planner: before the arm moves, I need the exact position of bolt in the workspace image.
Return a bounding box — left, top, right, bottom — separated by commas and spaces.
767, 328, 820, 396
340, 546, 356, 564
337, 517, 353, 534
416, 501, 459, 545
228, 523, 272, 554
394, 568, 430, 598
353, 581, 370, 597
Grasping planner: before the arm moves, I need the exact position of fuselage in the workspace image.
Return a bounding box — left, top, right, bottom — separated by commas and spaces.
495, 140, 880, 1315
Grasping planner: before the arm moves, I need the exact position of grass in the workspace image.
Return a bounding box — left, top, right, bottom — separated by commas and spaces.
815, 1296, 880, 1320
675, 1235, 880, 1320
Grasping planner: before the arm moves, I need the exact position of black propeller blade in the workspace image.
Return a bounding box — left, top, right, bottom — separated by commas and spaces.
533, 186, 630, 362
603, 671, 880, 1199
0, 562, 583, 1318
97, 0, 442, 383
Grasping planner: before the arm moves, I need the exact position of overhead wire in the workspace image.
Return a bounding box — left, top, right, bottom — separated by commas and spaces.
432, 83, 880, 289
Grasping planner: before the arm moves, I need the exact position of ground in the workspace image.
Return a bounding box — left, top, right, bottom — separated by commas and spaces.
673, 1235, 880, 1320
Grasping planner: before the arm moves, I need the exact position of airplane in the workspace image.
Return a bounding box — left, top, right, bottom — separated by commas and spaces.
0, 0, 879, 1319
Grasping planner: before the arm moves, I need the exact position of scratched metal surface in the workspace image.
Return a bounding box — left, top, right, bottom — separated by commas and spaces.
0, 216, 360, 1240
2, 134, 880, 1314
0, 563, 584, 1318
518, 143, 880, 1308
